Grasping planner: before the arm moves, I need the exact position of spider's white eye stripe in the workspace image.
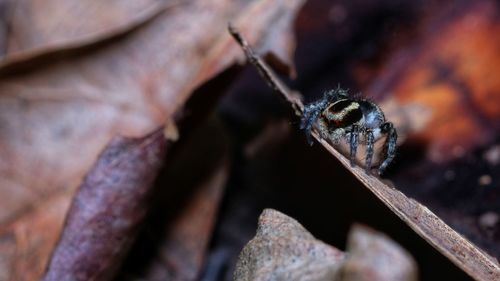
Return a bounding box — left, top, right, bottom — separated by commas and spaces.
324, 100, 360, 121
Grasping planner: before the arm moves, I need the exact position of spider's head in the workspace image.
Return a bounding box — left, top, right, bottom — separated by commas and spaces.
321, 99, 363, 128
325, 87, 350, 102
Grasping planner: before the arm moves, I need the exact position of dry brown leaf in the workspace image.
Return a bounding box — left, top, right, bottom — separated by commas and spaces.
234, 210, 418, 281
229, 26, 500, 281
43, 130, 167, 281
234, 209, 345, 281
60, 115, 232, 281
0, 0, 306, 280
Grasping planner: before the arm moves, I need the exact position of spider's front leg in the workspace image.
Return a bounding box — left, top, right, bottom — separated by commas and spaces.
349, 125, 359, 167
365, 129, 375, 174
378, 122, 398, 175
300, 102, 324, 145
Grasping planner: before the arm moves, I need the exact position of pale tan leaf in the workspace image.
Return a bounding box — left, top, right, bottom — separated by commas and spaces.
0, 1, 306, 280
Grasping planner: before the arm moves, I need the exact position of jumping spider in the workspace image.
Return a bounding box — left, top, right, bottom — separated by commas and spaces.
300, 87, 397, 175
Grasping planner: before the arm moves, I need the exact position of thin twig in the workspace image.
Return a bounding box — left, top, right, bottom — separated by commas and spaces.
228, 24, 500, 281
228, 23, 303, 116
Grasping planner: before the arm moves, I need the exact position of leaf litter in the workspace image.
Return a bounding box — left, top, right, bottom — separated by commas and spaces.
0, 0, 306, 280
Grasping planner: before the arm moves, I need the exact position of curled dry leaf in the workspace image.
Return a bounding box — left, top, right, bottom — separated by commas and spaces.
0, 0, 306, 280
234, 209, 345, 281
229, 26, 500, 281
43, 130, 167, 281
234, 209, 418, 281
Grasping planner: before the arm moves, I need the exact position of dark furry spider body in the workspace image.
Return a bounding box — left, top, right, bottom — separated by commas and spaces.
300, 87, 397, 175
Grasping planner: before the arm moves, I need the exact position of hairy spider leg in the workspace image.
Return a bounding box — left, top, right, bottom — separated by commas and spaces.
365, 130, 375, 173
300, 100, 327, 145
349, 125, 359, 167
317, 118, 330, 140
378, 122, 398, 175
